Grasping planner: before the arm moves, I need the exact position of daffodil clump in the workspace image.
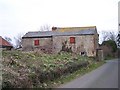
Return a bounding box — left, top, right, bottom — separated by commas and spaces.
2, 51, 90, 88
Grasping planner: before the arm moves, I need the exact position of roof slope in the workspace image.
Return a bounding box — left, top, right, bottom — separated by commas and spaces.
54, 26, 97, 32
23, 26, 97, 38
0, 36, 13, 47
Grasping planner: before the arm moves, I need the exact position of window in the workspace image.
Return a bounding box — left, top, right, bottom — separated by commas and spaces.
34, 40, 39, 46
70, 37, 75, 44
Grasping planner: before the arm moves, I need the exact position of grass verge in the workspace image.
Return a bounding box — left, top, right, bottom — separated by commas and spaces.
2, 50, 105, 88
43, 60, 105, 88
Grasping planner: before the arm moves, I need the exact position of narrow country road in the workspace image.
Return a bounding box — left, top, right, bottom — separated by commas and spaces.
58, 59, 118, 88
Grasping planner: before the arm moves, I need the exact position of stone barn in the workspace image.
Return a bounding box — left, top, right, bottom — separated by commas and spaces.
22, 26, 99, 57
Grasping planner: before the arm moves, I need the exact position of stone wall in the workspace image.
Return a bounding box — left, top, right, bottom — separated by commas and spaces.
22, 37, 53, 53
22, 34, 99, 57
93, 33, 99, 56
96, 49, 104, 61
52, 35, 98, 57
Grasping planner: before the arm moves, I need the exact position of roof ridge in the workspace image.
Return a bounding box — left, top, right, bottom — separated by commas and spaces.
57, 26, 96, 29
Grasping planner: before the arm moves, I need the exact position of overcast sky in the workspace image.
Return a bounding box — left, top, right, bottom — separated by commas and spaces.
0, 0, 119, 44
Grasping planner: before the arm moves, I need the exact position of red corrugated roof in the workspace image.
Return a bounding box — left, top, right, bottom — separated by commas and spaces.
0, 36, 12, 47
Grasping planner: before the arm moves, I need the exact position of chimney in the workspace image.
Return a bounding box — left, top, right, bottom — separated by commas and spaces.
52, 27, 57, 31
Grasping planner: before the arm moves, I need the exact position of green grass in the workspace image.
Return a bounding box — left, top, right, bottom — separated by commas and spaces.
104, 56, 117, 60
41, 60, 105, 88
2, 50, 105, 88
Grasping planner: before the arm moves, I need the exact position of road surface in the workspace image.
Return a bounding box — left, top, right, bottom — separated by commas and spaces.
58, 59, 118, 88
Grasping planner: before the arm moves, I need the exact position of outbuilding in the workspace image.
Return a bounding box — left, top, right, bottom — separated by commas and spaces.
22, 26, 99, 57
0, 36, 13, 50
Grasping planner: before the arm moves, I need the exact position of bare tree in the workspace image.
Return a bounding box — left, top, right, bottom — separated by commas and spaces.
40, 24, 51, 31
14, 33, 23, 49
101, 31, 117, 42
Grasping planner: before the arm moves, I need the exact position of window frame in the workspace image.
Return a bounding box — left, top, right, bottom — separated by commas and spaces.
70, 37, 75, 44
34, 39, 39, 46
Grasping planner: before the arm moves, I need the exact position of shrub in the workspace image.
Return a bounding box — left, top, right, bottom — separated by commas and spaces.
102, 40, 117, 52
